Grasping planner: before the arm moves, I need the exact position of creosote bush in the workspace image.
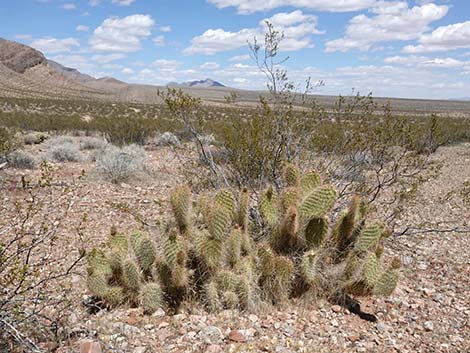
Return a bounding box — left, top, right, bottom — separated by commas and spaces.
86, 163, 400, 315
95, 144, 147, 183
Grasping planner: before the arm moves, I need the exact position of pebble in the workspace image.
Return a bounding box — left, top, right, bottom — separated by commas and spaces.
424, 321, 434, 331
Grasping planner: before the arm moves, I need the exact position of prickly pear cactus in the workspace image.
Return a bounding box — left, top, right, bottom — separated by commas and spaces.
86, 163, 400, 316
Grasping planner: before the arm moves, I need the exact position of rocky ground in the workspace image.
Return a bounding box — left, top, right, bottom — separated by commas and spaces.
2, 139, 469, 353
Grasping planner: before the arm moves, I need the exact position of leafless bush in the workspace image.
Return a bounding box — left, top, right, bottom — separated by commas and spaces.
95, 144, 147, 183
0, 162, 85, 351
7, 150, 37, 169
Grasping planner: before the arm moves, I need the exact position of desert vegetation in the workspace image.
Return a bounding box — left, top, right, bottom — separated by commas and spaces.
0, 24, 469, 353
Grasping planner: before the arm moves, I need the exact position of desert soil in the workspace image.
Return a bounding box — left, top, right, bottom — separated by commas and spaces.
2, 140, 469, 353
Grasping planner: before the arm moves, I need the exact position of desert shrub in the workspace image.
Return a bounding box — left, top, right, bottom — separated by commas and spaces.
95, 144, 147, 183
0, 163, 85, 351
196, 134, 216, 145
92, 116, 156, 146
79, 136, 107, 150
87, 164, 400, 317
7, 150, 37, 169
156, 132, 180, 146
47, 139, 81, 162
23, 132, 49, 145
0, 126, 16, 159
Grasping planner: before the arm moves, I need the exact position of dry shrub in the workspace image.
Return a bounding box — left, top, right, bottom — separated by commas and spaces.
0, 163, 85, 351
47, 136, 81, 162
95, 144, 147, 183
7, 150, 37, 169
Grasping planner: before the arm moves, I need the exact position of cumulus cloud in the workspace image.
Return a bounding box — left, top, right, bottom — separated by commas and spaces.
92, 53, 127, 63
185, 10, 323, 54
90, 0, 136, 5
402, 21, 470, 53
200, 61, 220, 70
49, 54, 96, 72
112, 0, 136, 5
385, 55, 470, 69
159, 26, 172, 32
325, 2, 448, 52
207, 0, 377, 14
122, 67, 134, 74
61, 3, 76, 10
153, 35, 165, 46
229, 54, 250, 62
15, 34, 32, 40
31, 37, 79, 53
76, 25, 89, 32
90, 14, 154, 52
152, 59, 181, 71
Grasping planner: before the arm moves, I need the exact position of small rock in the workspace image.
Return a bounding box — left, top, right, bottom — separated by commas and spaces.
228, 330, 246, 343
331, 319, 339, 327
199, 326, 224, 344
205, 345, 223, 353
424, 321, 434, 331
152, 308, 166, 318
248, 314, 259, 322
133, 347, 147, 353
240, 327, 257, 340
348, 334, 360, 342
376, 323, 390, 332
80, 341, 102, 353
331, 305, 342, 313
157, 328, 174, 342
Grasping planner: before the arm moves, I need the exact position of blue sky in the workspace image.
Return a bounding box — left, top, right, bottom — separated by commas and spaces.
1, 0, 469, 99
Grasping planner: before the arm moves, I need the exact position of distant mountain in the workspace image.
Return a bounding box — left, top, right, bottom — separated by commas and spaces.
47, 59, 96, 83
168, 78, 225, 88
96, 77, 126, 85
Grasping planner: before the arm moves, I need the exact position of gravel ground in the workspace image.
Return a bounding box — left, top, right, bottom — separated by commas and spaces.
2, 140, 469, 353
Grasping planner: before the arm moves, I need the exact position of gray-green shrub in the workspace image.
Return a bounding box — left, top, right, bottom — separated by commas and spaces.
95, 144, 147, 183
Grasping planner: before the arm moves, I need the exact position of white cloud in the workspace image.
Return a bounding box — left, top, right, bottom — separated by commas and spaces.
385, 55, 469, 68
325, 2, 448, 52
159, 26, 172, 32
152, 59, 181, 71
200, 62, 220, 70
229, 54, 250, 62
31, 37, 80, 53
90, 0, 136, 5
14, 34, 32, 40
49, 54, 96, 72
112, 0, 136, 5
122, 67, 134, 74
90, 14, 154, 52
153, 35, 165, 46
207, 0, 377, 14
403, 21, 470, 53
61, 3, 76, 10
92, 53, 127, 63
185, 28, 256, 55
76, 25, 89, 32
185, 10, 322, 54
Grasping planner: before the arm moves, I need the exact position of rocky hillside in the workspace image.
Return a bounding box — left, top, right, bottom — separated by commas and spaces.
0, 37, 47, 73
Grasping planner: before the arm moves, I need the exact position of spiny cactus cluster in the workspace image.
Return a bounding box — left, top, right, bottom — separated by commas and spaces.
86, 164, 400, 314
